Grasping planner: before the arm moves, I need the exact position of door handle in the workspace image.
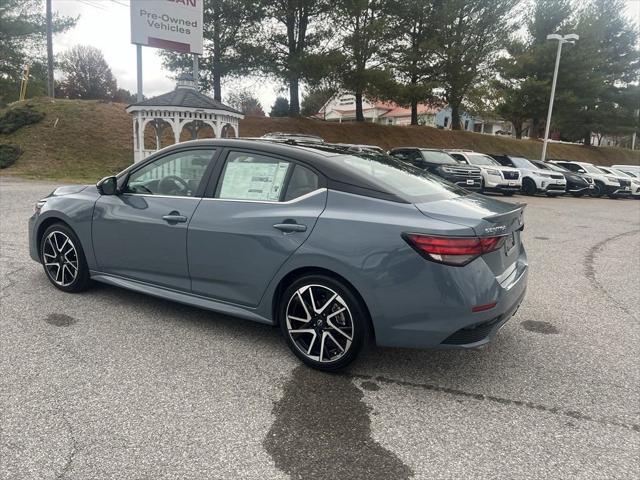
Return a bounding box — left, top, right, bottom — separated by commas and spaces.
273, 223, 307, 233
162, 212, 188, 223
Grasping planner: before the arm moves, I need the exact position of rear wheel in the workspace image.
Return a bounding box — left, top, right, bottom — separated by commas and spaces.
590, 181, 604, 198
521, 178, 537, 196
40, 223, 91, 293
278, 275, 368, 371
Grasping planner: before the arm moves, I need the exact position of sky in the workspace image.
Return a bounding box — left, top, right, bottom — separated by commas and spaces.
52, 0, 640, 111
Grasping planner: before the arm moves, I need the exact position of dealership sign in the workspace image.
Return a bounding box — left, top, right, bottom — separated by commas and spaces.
130, 0, 203, 54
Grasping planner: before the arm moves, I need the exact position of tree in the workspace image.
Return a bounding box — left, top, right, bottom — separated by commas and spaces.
553, 0, 640, 145
270, 96, 290, 117
226, 88, 265, 116
301, 85, 337, 117
162, 0, 264, 101
332, 0, 394, 121
57, 45, 117, 100
112, 88, 137, 104
254, 0, 334, 116
494, 0, 574, 138
0, 0, 75, 103
384, 0, 438, 125
431, 0, 517, 130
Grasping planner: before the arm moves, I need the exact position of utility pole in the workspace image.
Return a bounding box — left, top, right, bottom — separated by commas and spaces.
46, 0, 54, 98
540, 33, 579, 162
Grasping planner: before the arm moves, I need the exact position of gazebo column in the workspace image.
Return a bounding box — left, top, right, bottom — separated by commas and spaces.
171, 118, 181, 144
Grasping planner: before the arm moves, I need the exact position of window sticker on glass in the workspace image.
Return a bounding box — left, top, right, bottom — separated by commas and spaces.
219, 154, 291, 201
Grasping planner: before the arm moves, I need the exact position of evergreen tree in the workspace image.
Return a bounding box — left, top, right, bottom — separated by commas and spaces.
252, 0, 334, 116
270, 96, 290, 117
430, 0, 517, 130
384, 0, 438, 125
554, 0, 640, 144
0, 0, 75, 103
332, 0, 394, 122
495, 0, 575, 138
161, 0, 264, 101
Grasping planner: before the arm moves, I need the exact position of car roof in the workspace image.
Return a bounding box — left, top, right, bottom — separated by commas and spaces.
138, 138, 410, 203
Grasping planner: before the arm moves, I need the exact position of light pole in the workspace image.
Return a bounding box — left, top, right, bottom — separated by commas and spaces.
540, 33, 579, 162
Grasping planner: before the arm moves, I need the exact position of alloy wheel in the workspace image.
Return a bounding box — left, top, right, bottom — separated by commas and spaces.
42, 231, 79, 287
285, 284, 354, 363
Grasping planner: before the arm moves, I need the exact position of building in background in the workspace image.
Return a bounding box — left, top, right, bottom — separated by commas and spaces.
316, 93, 438, 126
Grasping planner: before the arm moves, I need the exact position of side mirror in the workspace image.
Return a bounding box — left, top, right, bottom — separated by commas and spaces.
97, 176, 118, 195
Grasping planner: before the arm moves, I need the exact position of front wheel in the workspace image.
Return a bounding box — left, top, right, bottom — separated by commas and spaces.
521, 178, 536, 196
590, 182, 604, 198
278, 275, 369, 371
40, 223, 92, 293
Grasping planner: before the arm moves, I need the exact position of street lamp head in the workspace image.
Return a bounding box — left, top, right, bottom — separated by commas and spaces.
564, 34, 579, 41
547, 34, 563, 41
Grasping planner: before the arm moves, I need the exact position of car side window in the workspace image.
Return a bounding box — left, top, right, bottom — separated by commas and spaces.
390, 150, 407, 160
216, 151, 291, 201
451, 154, 467, 163
283, 165, 320, 201
125, 149, 215, 197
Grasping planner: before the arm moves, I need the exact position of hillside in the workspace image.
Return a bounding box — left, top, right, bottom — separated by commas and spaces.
1, 98, 638, 183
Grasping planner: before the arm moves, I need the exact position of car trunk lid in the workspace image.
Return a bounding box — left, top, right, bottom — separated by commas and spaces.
414, 194, 525, 275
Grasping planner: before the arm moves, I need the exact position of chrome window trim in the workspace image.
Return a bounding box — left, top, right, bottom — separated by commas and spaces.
202, 188, 327, 204
121, 193, 203, 201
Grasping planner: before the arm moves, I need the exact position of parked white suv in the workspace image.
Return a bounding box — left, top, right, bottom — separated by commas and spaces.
446, 150, 521, 196
611, 165, 640, 176
598, 166, 639, 199
490, 154, 566, 196
550, 161, 628, 198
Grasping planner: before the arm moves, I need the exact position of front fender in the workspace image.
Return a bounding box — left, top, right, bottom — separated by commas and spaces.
30, 187, 100, 268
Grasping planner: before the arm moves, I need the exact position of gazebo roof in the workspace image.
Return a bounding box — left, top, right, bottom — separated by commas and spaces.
127, 74, 243, 116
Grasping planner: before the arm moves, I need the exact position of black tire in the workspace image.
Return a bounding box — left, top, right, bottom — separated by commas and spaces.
590, 181, 604, 198
522, 178, 537, 196
479, 178, 486, 194
502, 191, 515, 197
40, 223, 92, 293
278, 274, 369, 371
571, 193, 583, 197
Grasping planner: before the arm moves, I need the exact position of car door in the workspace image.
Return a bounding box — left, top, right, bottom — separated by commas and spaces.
92, 148, 217, 291
187, 148, 327, 307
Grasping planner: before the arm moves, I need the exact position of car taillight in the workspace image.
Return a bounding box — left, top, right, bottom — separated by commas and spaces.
403, 233, 507, 266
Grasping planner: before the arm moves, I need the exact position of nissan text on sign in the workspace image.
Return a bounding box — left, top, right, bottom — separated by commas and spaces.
130, 0, 203, 54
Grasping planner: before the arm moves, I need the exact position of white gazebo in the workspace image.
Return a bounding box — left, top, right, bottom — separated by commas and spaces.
126, 74, 244, 163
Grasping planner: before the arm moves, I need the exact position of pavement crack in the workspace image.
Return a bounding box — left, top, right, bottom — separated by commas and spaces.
583, 229, 640, 318
56, 411, 79, 480
350, 373, 640, 434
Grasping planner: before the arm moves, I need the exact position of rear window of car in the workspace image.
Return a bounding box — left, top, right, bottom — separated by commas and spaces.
511, 157, 537, 169
419, 150, 459, 165
333, 153, 468, 201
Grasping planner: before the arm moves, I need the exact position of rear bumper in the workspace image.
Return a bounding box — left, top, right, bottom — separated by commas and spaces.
373, 247, 529, 349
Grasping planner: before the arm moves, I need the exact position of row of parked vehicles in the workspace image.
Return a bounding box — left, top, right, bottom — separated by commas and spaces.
258, 134, 640, 199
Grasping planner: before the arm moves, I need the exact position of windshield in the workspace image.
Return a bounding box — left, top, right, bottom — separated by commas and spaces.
582, 164, 605, 174
611, 169, 633, 178
510, 157, 538, 169
546, 163, 568, 172
334, 153, 467, 201
420, 150, 459, 165
466, 154, 500, 166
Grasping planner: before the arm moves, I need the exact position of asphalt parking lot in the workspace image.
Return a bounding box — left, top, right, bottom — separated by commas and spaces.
1, 176, 639, 479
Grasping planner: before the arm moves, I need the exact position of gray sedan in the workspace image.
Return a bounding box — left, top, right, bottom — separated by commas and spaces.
28, 139, 528, 371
